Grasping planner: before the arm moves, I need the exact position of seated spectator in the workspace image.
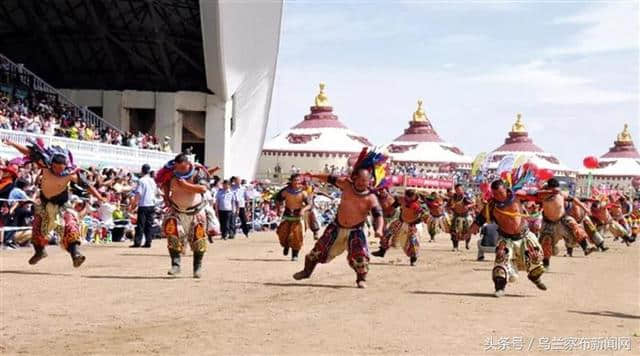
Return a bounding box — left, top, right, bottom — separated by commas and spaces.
477, 223, 499, 261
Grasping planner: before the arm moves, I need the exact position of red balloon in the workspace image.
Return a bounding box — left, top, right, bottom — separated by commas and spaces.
536, 168, 554, 181
583, 156, 599, 169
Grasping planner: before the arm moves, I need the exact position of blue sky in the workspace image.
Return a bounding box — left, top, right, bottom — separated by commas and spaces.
267, 0, 639, 168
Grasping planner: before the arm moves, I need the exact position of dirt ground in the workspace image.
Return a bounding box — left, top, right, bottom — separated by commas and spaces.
0, 231, 638, 356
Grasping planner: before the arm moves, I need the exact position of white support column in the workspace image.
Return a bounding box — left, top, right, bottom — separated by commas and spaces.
102, 91, 129, 131
155, 92, 183, 153
204, 94, 231, 177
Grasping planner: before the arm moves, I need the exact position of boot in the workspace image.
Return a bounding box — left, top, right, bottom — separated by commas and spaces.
193, 252, 204, 278
542, 258, 550, 271
465, 239, 470, 250
528, 266, 547, 291
371, 247, 387, 258
293, 256, 317, 280
597, 242, 609, 252
579, 240, 596, 256
28, 245, 48, 265
291, 249, 299, 261
452, 239, 459, 252
410, 256, 417, 266
356, 273, 367, 289
67, 242, 86, 268
494, 276, 507, 297
622, 235, 631, 246
566, 247, 573, 257
167, 250, 181, 276
529, 275, 547, 291
283, 246, 289, 256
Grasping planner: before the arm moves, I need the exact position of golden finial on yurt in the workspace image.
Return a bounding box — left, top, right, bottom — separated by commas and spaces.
412, 99, 427, 122
314, 82, 330, 107
617, 123, 632, 142
512, 113, 525, 133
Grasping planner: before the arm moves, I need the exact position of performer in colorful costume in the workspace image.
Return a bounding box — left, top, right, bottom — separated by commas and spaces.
155, 153, 210, 278
608, 195, 632, 242
301, 180, 331, 240
590, 198, 633, 246
371, 189, 426, 266
537, 178, 595, 269
448, 184, 475, 251
626, 199, 640, 242
424, 192, 450, 242
471, 179, 547, 297
293, 148, 387, 288
274, 174, 310, 261
567, 197, 608, 252
3, 138, 105, 267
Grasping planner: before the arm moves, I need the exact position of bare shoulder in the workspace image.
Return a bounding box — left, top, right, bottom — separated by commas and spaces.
368, 192, 381, 207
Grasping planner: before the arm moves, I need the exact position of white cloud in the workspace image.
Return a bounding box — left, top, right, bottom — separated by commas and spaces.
473, 60, 636, 105
548, 2, 639, 55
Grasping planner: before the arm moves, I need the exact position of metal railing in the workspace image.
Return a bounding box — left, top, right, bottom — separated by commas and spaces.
0, 53, 118, 131
0, 129, 173, 170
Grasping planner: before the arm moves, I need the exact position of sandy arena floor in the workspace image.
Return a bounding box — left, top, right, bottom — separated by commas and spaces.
0, 231, 638, 355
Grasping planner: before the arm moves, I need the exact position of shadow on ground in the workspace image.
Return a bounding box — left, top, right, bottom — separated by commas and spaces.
567, 310, 640, 320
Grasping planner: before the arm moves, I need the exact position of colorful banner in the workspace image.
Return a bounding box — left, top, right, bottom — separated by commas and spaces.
470, 152, 487, 177
390, 175, 454, 189
496, 154, 516, 174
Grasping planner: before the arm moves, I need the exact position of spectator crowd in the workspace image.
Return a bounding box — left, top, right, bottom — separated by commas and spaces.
0, 93, 172, 152
0, 156, 293, 251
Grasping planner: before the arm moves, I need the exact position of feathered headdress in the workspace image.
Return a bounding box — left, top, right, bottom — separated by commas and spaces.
351, 147, 390, 189
10, 138, 77, 176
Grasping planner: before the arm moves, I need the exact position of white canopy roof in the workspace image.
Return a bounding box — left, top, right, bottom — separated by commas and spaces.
387, 141, 473, 164
262, 126, 371, 153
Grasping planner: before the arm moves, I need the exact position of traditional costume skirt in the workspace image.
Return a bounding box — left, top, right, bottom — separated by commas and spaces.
493, 228, 544, 285
277, 215, 304, 251
426, 213, 450, 238
307, 222, 369, 277
32, 200, 81, 250
450, 213, 473, 240
163, 202, 208, 254
380, 219, 420, 258
539, 215, 587, 258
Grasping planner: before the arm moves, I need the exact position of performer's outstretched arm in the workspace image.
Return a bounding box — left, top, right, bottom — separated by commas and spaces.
71, 172, 106, 202
306, 173, 347, 190
2, 139, 30, 156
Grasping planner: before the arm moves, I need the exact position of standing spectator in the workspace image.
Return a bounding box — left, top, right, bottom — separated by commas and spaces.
129, 164, 157, 248
162, 136, 172, 152
231, 177, 250, 238
215, 180, 237, 240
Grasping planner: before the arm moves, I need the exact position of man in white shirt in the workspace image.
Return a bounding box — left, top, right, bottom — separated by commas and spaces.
130, 164, 157, 248
231, 177, 251, 238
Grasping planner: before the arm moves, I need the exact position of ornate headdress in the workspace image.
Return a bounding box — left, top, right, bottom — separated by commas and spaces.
351, 147, 390, 190
11, 138, 77, 176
